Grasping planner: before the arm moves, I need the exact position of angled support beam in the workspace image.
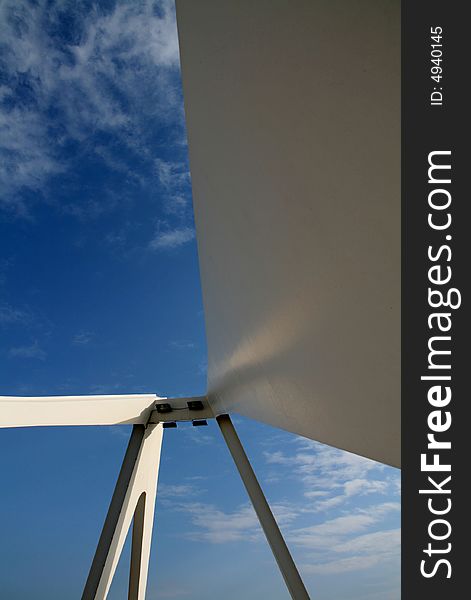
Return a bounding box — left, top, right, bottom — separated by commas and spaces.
216, 414, 310, 600
82, 422, 163, 600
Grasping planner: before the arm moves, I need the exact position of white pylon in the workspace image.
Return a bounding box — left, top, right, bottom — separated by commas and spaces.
82, 423, 163, 600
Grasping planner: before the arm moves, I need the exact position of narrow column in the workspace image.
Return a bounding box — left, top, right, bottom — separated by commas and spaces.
82, 425, 146, 600
216, 414, 310, 600
82, 423, 163, 600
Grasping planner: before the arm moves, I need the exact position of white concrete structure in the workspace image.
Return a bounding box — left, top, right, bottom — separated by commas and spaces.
82, 423, 163, 600
0, 1, 400, 597
0, 394, 309, 599
0, 394, 159, 428
177, 0, 400, 467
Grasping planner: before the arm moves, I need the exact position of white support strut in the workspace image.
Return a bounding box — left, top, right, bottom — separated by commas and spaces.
1, 394, 311, 599
216, 414, 310, 600
82, 422, 163, 600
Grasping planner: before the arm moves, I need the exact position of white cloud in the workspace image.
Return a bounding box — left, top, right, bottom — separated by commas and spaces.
303, 491, 330, 499
154, 159, 192, 222
155, 159, 190, 191
0, 0, 182, 212
0, 108, 65, 210
169, 340, 196, 350
302, 529, 400, 575
159, 484, 199, 499
166, 494, 399, 576
289, 502, 399, 547
185, 503, 260, 543
156, 425, 399, 582
303, 552, 392, 575
174, 501, 299, 544
259, 435, 401, 576
180, 426, 214, 446
290, 515, 375, 549
72, 330, 94, 345
8, 340, 46, 360
0, 303, 29, 326
149, 224, 195, 250
288, 504, 400, 576
264, 439, 396, 513
344, 478, 388, 497
334, 528, 400, 555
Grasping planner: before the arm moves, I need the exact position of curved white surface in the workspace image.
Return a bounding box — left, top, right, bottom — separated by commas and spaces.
177, 0, 400, 466
0, 394, 160, 428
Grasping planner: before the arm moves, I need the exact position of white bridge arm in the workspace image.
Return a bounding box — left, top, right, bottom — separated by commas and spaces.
0, 394, 162, 428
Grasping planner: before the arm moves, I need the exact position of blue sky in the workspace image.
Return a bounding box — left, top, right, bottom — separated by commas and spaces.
0, 1, 400, 598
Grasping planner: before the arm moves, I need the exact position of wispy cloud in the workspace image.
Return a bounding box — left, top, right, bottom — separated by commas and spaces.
186, 504, 260, 543
0, 106, 65, 212
72, 330, 94, 346
289, 503, 400, 575
180, 425, 215, 446
154, 159, 192, 218
0, 303, 29, 326
149, 223, 195, 250
0, 0, 182, 213
169, 340, 196, 350
301, 528, 400, 575
155, 159, 190, 192
158, 484, 201, 499
170, 493, 399, 577
288, 502, 400, 549
264, 439, 396, 513
255, 434, 401, 576
176, 502, 298, 544
8, 340, 46, 360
